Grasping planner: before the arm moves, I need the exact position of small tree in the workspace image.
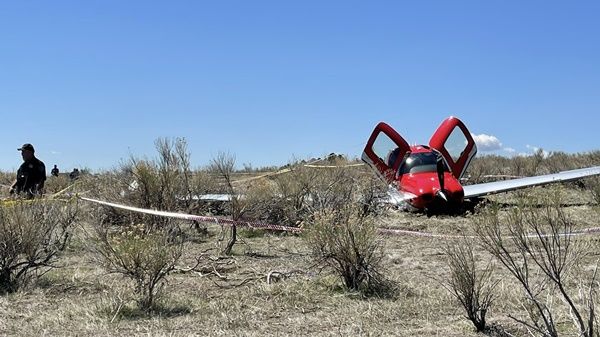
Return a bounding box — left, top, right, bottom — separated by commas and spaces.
209, 152, 242, 255
0, 200, 77, 293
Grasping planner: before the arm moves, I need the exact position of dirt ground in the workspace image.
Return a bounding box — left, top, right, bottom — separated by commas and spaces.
1, 185, 600, 337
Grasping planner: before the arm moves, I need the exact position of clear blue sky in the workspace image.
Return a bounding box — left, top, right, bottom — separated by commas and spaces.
1, 1, 599, 172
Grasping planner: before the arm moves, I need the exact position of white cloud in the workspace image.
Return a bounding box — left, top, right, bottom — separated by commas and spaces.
472, 133, 503, 152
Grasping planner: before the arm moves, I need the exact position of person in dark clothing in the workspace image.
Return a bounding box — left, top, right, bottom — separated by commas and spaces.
69, 168, 80, 180
51, 165, 59, 177
9, 143, 46, 198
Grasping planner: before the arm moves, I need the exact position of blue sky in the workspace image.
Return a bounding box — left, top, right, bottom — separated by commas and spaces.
1, 1, 599, 171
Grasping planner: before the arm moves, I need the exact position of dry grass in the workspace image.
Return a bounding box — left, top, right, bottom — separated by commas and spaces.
0, 184, 597, 337
1, 152, 600, 336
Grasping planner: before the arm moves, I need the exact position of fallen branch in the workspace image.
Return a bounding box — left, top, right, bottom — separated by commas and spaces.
266, 269, 305, 284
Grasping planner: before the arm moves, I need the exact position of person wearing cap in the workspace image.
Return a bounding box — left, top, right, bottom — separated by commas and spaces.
9, 143, 47, 198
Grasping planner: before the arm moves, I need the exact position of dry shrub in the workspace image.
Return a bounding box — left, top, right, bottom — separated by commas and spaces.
0, 199, 78, 293
444, 239, 497, 332
465, 155, 509, 183
475, 191, 597, 337
83, 137, 218, 228
243, 160, 387, 227
44, 175, 72, 195
92, 221, 184, 311
584, 176, 600, 206
304, 205, 390, 296
0, 171, 16, 198
77, 171, 135, 227
208, 151, 245, 255
265, 164, 318, 225
545, 150, 600, 174
188, 169, 222, 214
207, 156, 387, 254
466, 150, 600, 183
125, 138, 193, 212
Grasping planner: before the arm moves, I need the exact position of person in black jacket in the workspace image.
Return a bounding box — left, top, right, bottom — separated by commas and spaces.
9, 143, 46, 198
51, 164, 59, 177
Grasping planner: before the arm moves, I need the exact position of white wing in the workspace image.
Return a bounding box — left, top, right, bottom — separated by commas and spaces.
188, 194, 233, 201
463, 166, 600, 198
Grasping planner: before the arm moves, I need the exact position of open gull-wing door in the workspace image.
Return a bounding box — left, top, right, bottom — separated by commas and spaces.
362, 122, 410, 183
429, 116, 477, 180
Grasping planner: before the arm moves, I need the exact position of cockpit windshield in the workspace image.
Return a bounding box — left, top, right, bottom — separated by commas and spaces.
398, 152, 449, 175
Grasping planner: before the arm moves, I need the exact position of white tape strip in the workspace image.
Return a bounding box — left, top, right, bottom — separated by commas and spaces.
78, 196, 600, 240
303, 163, 365, 168
379, 226, 600, 239
79, 196, 302, 233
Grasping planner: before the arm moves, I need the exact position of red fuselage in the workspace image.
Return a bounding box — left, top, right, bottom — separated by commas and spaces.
362, 117, 477, 212
395, 146, 465, 210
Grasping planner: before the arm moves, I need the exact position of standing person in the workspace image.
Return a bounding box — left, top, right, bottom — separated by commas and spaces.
9, 143, 46, 198
51, 164, 59, 177
69, 168, 80, 180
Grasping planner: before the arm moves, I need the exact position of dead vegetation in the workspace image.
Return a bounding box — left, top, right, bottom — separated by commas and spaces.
91, 219, 184, 311
305, 206, 390, 295
0, 199, 78, 294
443, 238, 497, 332
465, 150, 600, 183
474, 191, 600, 337
1, 148, 600, 336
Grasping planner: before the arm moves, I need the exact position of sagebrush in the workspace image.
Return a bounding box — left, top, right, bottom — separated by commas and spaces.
0, 199, 77, 293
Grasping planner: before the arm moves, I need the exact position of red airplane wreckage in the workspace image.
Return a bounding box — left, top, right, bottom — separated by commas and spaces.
53, 117, 600, 237
362, 116, 600, 213
122, 116, 600, 216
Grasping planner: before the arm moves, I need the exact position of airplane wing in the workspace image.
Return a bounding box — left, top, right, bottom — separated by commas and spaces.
463, 166, 600, 198
191, 194, 233, 201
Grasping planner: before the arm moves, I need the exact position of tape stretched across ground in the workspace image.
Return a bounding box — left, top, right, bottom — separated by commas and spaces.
378, 226, 600, 239
78, 196, 600, 240
78, 196, 303, 233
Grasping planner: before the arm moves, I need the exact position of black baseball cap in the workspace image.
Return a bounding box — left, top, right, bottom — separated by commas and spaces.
17, 143, 35, 152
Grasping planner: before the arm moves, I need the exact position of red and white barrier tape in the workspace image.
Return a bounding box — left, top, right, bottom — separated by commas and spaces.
78, 196, 302, 233
379, 225, 600, 239
78, 196, 600, 239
